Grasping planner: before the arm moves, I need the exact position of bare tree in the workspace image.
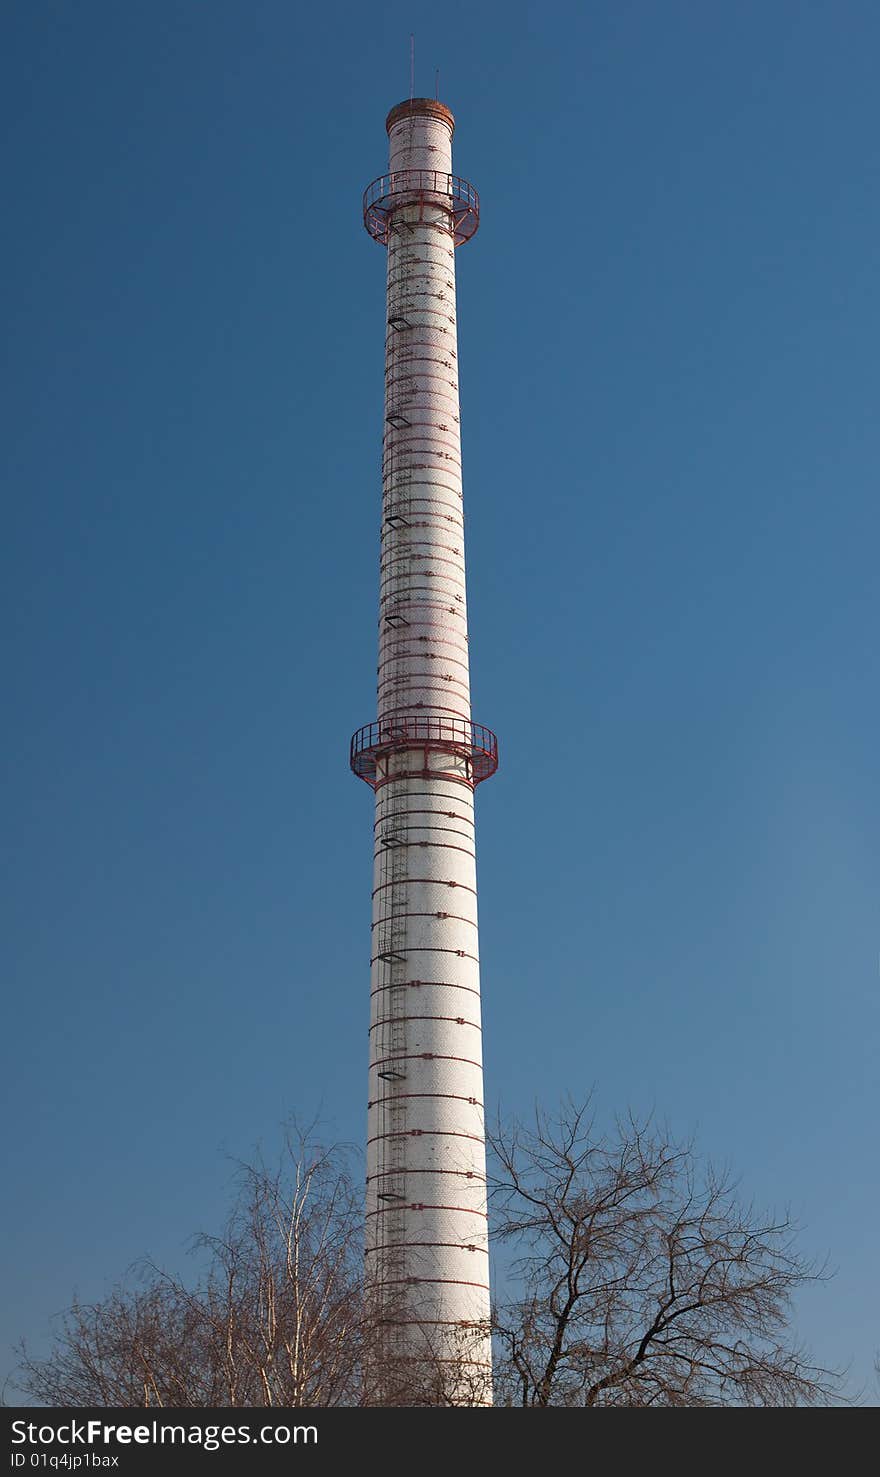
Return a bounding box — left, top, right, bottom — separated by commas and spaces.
15, 1123, 489, 1410
15, 1106, 844, 1407
488, 1099, 842, 1406
16, 1127, 369, 1408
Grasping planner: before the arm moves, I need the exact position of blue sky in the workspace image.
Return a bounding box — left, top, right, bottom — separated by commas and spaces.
2, 0, 877, 1400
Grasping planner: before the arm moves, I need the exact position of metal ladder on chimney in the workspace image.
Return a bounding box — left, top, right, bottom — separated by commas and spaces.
375, 808, 410, 1353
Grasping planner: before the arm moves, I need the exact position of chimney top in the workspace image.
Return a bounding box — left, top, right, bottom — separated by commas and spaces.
386, 98, 455, 136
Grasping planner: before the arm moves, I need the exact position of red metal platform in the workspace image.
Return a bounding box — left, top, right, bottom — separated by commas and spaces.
350, 716, 498, 789
363, 171, 480, 247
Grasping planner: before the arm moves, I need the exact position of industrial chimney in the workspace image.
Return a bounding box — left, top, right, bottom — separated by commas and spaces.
350, 97, 496, 1404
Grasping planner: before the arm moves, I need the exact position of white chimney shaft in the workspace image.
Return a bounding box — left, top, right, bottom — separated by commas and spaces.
351, 98, 495, 1405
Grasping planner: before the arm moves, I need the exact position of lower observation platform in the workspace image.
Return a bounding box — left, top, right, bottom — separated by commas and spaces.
350, 716, 498, 790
